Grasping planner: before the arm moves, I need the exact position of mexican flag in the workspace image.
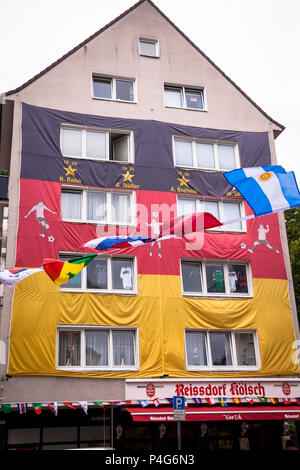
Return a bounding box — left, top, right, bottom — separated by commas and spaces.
32, 403, 42, 415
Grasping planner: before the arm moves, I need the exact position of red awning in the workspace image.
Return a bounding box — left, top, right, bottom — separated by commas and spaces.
125, 406, 300, 422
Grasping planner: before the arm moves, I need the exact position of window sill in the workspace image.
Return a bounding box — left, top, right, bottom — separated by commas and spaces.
60, 288, 137, 295
56, 366, 139, 372
165, 105, 207, 112
61, 219, 135, 227
182, 293, 252, 299
139, 53, 160, 59
186, 366, 260, 372
61, 153, 133, 164
92, 96, 137, 104
175, 164, 237, 173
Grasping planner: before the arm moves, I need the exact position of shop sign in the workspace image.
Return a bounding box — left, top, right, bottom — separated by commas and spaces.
282, 383, 291, 396
146, 383, 155, 398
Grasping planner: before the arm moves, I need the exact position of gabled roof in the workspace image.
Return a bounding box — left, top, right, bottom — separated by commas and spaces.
5, 0, 284, 133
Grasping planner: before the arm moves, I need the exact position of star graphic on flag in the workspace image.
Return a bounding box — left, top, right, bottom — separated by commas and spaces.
64, 164, 78, 177
122, 170, 134, 183
66, 272, 76, 280
178, 175, 190, 187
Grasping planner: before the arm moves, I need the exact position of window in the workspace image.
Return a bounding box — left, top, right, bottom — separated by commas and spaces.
93, 76, 135, 102
61, 189, 135, 225
61, 127, 132, 162
164, 85, 204, 110
174, 138, 239, 170
180, 260, 251, 297
177, 197, 245, 232
57, 326, 139, 370
185, 330, 259, 370
60, 254, 137, 294
139, 38, 159, 57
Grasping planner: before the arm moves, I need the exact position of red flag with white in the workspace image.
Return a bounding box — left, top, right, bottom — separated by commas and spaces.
159, 212, 223, 240
245, 397, 255, 405
153, 397, 160, 407
206, 398, 216, 405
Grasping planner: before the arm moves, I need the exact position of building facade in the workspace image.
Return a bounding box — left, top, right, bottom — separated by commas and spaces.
0, 0, 300, 451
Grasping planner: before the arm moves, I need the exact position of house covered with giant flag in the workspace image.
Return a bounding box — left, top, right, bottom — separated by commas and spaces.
0, 0, 300, 451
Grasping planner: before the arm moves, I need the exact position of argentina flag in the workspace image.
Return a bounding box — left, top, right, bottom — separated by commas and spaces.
224, 165, 300, 217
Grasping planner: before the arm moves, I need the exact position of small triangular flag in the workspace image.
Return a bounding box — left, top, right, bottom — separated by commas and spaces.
32, 403, 42, 415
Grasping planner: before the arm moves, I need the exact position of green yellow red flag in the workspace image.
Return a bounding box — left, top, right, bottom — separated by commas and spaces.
43, 255, 97, 285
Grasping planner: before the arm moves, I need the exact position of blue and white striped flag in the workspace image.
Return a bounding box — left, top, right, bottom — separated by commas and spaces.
138, 400, 148, 407
224, 166, 300, 217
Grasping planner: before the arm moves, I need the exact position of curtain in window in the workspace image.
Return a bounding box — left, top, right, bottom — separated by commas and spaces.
218, 145, 236, 170
236, 333, 256, 366
177, 198, 196, 216
175, 140, 193, 167
61, 192, 82, 219
210, 333, 232, 366
112, 331, 135, 366
116, 80, 134, 101
87, 192, 106, 221
111, 194, 130, 224
223, 202, 241, 230
196, 143, 214, 168
186, 332, 207, 366
86, 258, 107, 289
58, 331, 81, 366
62, 128, 82, 157
86, 131, 107, 159
164, 88, 182, 107
85, 330, 108, 366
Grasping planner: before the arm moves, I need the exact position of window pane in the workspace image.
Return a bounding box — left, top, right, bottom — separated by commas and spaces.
61, 191, 82, 219
112, 258, 133, 290
209, 332, 232, 366
112, 136, 129, 162
86, 131, 107, 159
186, 331, 207, 366
164, 87, 183, 107
59, 331, 80, 366
86, 330, 108, 366
140, 40, 157, 56
206, 264, 225, 293
87, 258, 107, 289
111, 193, 131, 224
87, 192, 106, 221
178, 198, 196, 217
203, 200, 219, 221
235, 333, 256, 366
116, 80, 134, 101
218, 145, 236, 170
60, 255, 82, 289
61, 128, 82, 157
181, 262, 202, 293
223, 202, 241, 230
229, 264, 248, 293
196, 143, 215, 169
113, 330, 135, 366
175, 140, 193, 167
93, 78, 112, 99
185, 89, 203, 110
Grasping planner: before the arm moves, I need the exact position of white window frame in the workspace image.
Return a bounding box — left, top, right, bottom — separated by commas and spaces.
184, 329, 260, 372
173, 136, 240, 171
61, 187, 136, 226
164, 84, 206, 111
59, 253, 138, 295
138, 37, 159, 57
56, 325, 139, 372
60, 125, 134, 163
180, 259, 253, 298
92, 74, 137, 103
177, 196, 246, 232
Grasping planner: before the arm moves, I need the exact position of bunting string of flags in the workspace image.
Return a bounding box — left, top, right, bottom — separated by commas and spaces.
2, 396, 300, 415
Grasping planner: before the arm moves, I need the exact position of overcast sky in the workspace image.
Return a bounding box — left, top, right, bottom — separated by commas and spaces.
1, 0, 299, 181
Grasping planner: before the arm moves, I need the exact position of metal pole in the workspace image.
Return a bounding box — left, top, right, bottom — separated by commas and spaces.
111, 407, 114, 449
177, 421, 181, 450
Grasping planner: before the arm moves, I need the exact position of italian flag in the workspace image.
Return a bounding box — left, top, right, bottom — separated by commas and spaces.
43, 255, 97, 285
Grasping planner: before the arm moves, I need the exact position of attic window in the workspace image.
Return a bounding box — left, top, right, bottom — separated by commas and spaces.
139, 38, 159, 57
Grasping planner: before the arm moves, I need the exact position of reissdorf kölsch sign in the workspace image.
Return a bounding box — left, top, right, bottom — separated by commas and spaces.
125, 378, 300, 400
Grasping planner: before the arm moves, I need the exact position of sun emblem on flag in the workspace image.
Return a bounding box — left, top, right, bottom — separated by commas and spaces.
259, 171, 273, 182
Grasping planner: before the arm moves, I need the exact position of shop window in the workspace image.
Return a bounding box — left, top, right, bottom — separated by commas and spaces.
61, 126, 132, 162
185, 330, 259, 371
93, 76, 135, 102
139, 38, 159, 57
57, 326, 139, 371
174, 138, 239, 171
164, 85, 205, 110
177, 196, 245, 232
180, 260, 251, 297
60, 254, 137, 294
61, 188, 135, 225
